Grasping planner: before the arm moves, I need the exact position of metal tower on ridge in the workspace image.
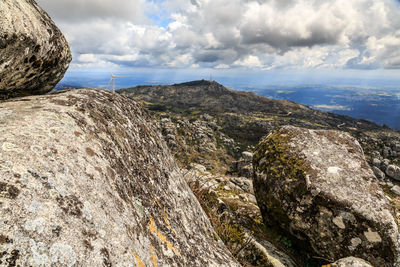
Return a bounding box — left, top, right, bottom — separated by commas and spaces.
107, 73, 127, 92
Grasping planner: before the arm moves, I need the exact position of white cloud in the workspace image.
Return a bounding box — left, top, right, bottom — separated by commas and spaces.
36, 0, 400, 70
37, 0, 148, 22
77, 53, 98, 63
234, 55, 263, 68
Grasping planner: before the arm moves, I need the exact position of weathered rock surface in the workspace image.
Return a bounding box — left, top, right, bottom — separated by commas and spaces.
372, 166, 385, 180
0, 89, 239, 266
0, 0, 71, 99
253, 126, 400, 266
331, 257, 373, 267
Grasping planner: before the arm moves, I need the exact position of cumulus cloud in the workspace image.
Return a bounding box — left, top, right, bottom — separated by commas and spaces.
37, 0, 148, 22
36, 0, 400, 70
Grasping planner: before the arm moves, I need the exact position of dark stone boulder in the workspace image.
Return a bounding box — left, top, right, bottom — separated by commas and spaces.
0, 89, 239, 266
387, 164, 400, 181
253, 126, 400, 266
0, 0, 71, 100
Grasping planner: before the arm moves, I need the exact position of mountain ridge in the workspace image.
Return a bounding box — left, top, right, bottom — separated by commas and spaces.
118, 80, 399, 140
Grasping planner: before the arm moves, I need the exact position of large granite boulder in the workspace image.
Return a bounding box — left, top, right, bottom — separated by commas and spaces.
0, 89, 239, 266
253, 126, 400, 266
0, 0, 71, 99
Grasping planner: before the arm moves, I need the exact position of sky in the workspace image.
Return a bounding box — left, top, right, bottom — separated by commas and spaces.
36, 0, 400, 84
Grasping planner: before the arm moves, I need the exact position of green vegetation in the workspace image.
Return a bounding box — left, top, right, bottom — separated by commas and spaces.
253, 129, 309, 193
188, 180, 273, 266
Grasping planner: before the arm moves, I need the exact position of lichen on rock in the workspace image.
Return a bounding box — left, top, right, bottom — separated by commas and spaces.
0, 89, 239, 266
253, 126, 400, 266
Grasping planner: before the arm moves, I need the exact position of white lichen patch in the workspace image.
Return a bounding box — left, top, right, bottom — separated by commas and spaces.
25, 200, 45, 214
133, 198, 145, 220
50, 243, 77, 266
82, 201, 93, 221
30, 240, 50, 266
25, 218, 46, 234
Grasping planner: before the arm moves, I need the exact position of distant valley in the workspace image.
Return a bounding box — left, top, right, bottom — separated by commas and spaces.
252, 85, 400, 130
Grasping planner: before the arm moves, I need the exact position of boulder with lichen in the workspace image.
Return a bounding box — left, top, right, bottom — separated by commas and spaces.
0, 89, 239, 266
0, 0, 71, 99
253, 126, 400, 266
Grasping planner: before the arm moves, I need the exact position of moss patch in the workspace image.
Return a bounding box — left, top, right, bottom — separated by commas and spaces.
253, 129, 308, 188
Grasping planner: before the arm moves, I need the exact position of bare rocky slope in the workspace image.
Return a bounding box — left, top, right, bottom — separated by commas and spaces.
0, 89, 239, 266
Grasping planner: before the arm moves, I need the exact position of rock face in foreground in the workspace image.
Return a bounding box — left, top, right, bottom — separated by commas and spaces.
0, 89, 238, 266
0, 0, 71, 99
253, 126, 400, 266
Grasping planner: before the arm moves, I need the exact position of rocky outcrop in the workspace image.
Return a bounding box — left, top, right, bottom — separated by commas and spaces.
158, 114, 237, 173
0, 89, 239, 266
0, 0, 71, 99
253, 126, 400, 266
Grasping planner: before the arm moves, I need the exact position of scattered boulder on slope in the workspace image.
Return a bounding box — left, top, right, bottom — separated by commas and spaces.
0, 0, 71, 99
253, 126, 400, 266
0, 89, 239, 266
387, 164, 400, 181
331, 257, 373, 267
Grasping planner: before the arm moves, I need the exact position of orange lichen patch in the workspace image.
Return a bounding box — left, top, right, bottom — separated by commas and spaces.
150, 245, 158, 267
153, 198, 178, 237
149, 216, 181, 258
321, 265, 331, 267
132, 252, 146, 267
154, 198, 162, 209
